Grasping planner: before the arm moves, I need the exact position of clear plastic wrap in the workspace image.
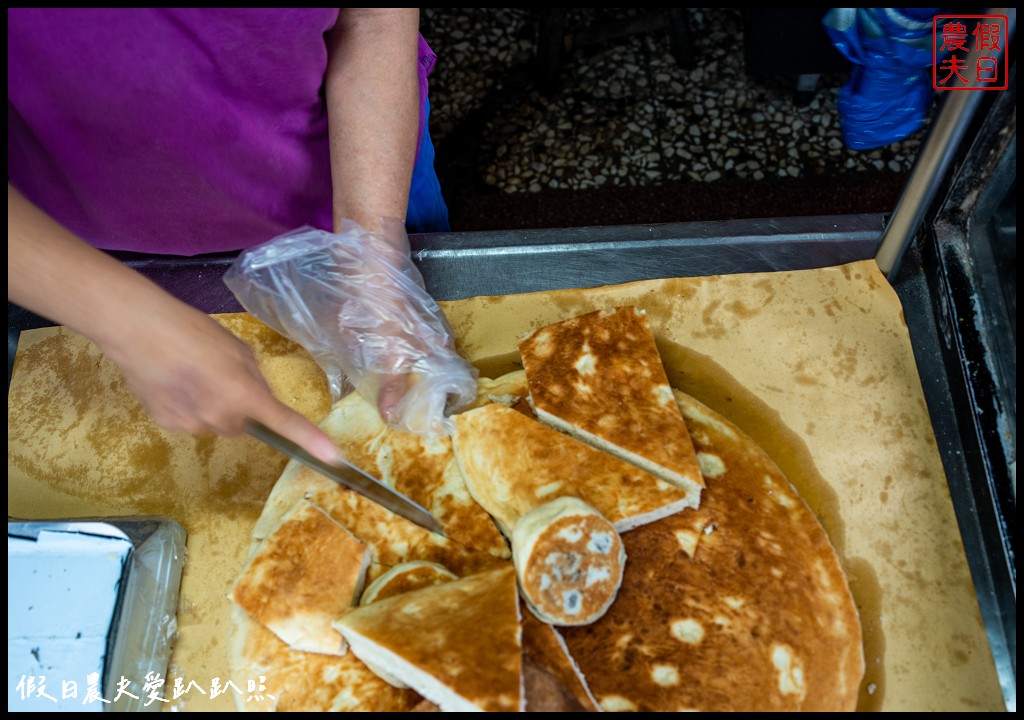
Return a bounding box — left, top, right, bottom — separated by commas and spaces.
223, 221, 478, 438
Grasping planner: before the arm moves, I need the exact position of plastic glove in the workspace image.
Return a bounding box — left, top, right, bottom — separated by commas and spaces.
223, 220, 478, 438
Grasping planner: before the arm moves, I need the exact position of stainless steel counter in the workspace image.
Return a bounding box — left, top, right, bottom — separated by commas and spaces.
5, 209, 1014, 710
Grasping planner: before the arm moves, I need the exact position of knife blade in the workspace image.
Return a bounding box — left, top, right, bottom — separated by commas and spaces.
243, 418, 445, 537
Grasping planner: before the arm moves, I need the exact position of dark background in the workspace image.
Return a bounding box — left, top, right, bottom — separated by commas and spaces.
419, 8, 928, 232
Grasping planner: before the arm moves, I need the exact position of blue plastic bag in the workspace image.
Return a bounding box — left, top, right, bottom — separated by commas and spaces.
823, 8, 941, 150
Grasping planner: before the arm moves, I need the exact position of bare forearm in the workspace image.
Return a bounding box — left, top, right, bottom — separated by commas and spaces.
8, 183, 341, 462
324, 8, 420, 237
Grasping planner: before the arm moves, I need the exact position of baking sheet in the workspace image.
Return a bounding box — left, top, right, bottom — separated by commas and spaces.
6, 259, 1004, 711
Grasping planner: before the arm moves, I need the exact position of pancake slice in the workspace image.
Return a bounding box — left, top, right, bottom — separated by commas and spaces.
228, 606, 422, 712
359, 560, 458, 606
452, 403, 695, 536
513, 496, 626, 626
558, 390, 864, 711
253, 459, 507, 583
458, 369, 530, 411
229, 499, 369, 656
520, 602, 601, 712
333, 565, 524, 712
518, 306, 704, 504
257, 388, 509, 560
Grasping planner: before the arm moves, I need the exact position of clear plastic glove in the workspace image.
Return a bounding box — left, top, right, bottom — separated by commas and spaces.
223, 220, 478, 438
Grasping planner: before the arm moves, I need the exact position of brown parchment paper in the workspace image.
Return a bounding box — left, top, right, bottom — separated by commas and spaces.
7, 259, 1003, 711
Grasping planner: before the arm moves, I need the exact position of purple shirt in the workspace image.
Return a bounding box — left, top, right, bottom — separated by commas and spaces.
8, 8, 434, 255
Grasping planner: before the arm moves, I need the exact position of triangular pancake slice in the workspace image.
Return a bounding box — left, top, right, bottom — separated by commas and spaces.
520, 601, 600, 711
228, 606, 421, 712
452, 403, 697, 535
518, 306, 705, 502
229, 498, 369, 656
333, 565, 523, 712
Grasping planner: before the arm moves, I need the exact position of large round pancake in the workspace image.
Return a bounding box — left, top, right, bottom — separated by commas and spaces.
559, 389, 864, 711
231, 372, 862, 712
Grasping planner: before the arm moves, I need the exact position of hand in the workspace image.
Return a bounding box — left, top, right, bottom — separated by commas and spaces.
7, 185, 340, 462
99, 298, 340, 464
224, 222, 478, 438
345, 220, 432, 425
330, 221, 477, 436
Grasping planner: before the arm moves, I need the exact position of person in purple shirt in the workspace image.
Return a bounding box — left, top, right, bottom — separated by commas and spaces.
8, 9, 451, 463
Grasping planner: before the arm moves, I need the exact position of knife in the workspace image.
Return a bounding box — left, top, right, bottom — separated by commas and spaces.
243, 418, 445, 537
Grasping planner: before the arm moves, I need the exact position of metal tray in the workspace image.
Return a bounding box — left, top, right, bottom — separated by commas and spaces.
8, 517, 186, 712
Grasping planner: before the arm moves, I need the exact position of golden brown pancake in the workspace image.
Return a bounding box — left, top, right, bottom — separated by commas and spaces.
459, 369, 531, 411
333, 565, 523, 712
518, 306, 704, 501
231, 380, 513, 713
230, 485, 502, 712
520, 604, 600, 712
402, 657, 587, 713
452, 403, 696, 536
251, 460, 506, 584
229, 606, 422, 712
256, 388, 509, 560
522, 656, 588, 712
233, 364, 861, 712
229, 498, 369, 656
512, 496, 626, 626
558, 389, 864, 711
359, 560, 458, 606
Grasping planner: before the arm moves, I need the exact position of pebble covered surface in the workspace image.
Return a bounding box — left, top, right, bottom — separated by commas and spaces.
419, 8, 932, 229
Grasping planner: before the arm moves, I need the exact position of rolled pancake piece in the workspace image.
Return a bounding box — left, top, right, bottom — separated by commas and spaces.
513, 496, 627, 626
229, 498, 369, 656
359, 560, 458, 606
